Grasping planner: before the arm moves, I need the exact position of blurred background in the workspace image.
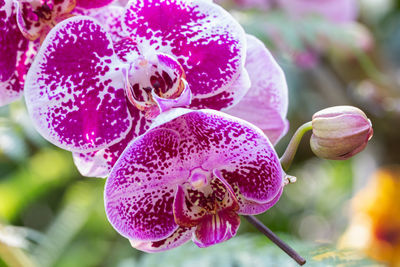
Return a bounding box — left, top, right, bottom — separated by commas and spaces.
1, 0, 400, 266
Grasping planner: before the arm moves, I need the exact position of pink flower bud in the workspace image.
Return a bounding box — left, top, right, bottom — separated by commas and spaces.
310, 106, 373, 160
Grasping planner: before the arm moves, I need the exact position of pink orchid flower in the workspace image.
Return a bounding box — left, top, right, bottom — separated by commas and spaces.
24, 0, 288, 178
105, 109, 284, 251
0, 0, 115, 106
276, 0, 358, 23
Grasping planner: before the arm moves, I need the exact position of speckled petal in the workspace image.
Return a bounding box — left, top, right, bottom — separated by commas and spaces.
192, 209, 240, 248
1, 0, 15, 81
237, 185, 283, 215
73, 106, 151, 178
106, 109, 284, 247
105, 128, 189, 241
75, 0, 114, 9
190, 69, 250, 111
226, 34, 288, 144
129, 227, 194, 252
0, 0, 30, 106
73, 5, 124, 43
216, 147, 283, 208
153, 109, 284, 211
123, 0, 247, 99
24, 17, 132, 152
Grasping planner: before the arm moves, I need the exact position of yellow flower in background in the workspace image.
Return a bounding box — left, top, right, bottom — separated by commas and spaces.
340, 166, 400, 267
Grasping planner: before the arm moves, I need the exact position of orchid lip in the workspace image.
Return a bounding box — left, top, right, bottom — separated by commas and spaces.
123, 52, 191, 116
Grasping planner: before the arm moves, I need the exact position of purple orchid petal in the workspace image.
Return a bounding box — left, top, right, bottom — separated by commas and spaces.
214, 164, 283, 214
1, 0, 15, 81
237, 185, 283, 215
129, 227, 194, 252
192, 209, 240, 248
190, 69, 250, 110
75, 0, 114, 9
105, 127, 189, 241
0, 0, 30, 106
228, 107, 289, 146
24, 17, 132, 152
105, 108, 284, 248
150, 109, 284, 209
73, 106, 152, 178
72, 5, 124, 43
122, 0, 247, 99
277, 0, 358, 23
113, 37, 140, 63
226, 34, 289, 144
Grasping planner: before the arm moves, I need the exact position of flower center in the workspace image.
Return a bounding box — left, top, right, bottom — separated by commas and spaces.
32, 1, 53, 20
124, 52, 191, 118
173, 169, 239, 227
189, 168, 210, 190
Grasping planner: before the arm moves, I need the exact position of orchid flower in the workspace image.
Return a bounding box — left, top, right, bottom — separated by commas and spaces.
0, 0, 116, 106
276, 0, 358, 23
24, 0, 288, 178
105, 109, 285, 251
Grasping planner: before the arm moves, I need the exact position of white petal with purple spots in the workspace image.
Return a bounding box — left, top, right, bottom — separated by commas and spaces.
129, 227, 194, 252
105, 127, 188, 240
122, 0, 247, 99
25, 17, 132, 152
73, 107, 151, 178
105, 109, 284, 250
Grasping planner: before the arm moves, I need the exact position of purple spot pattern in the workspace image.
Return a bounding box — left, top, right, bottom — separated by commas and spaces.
75, 0, 114, 9
73, 5, 125, 43
43, 0, 256, 177
0, 0, 30, 105
190, 70, 250, 110
173, 172, 241, 247
105, 128, 186, 240
130, 227, 194, 252
25, 17, 132, 152
73, 104, 151, 178
173, 175, 239, 227
105, 109, 284, 251
123, 0, 246, 97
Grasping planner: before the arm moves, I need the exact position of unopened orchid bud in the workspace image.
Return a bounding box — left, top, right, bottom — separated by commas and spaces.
310, 106, 373, 160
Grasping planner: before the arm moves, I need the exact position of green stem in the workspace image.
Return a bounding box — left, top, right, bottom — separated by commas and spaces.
243, 215, 306, 266
280, 121, 313, 172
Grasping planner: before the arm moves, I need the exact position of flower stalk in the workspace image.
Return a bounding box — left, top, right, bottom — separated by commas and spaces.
243, 215, 306, 266
280, 121, 313, 172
